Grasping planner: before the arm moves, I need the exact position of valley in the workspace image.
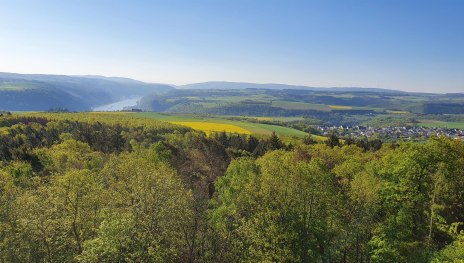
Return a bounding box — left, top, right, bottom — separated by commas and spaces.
2, 0, 464, 261
92, 97, 141, 111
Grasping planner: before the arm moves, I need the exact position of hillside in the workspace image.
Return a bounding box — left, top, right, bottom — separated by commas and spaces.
1, 112, 463, 262
139, 88, 464, 126
178, 81, 405, 93
2, 73, 464, 123
0, 72, 173, 111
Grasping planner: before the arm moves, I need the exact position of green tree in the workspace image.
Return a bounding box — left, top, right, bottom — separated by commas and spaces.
432, 223, 464, 262
211, 150, 342, 262
325, 132, 341, 148
81, 153, 194, 262
368, 138, 464, 262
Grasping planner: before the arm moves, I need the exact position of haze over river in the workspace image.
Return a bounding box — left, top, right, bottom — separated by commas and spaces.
92, 97, 141, 111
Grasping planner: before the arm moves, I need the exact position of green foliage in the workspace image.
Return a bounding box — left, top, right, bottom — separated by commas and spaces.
5, 161, 33, 187
78, 212, 136, 263
1, 112, 464, 262
80, 153, 193, 262
326, 132, 341, 148
146, 141, 172, 164
433, 238, 464, 262
367, 139, 464, 262
37, 138, 105, 173
211, 151, 342, 262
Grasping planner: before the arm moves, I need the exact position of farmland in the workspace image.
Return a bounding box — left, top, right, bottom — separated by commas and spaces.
0, 83, 36, 91
171, 121, 251, 135
138, 87, 464, 128
19, 112, 186, 132
134, 112, 310, 138
417, 120, 464, 129
328, 105, 353, 110
13, 111, 312, 139
271, 101, 330, 111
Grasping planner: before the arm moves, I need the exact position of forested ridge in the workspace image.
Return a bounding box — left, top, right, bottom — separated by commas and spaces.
0, 73, 173, 111
0, 114, 463, 262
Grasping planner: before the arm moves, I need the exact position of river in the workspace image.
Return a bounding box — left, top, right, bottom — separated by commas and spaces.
92, 97, 141, 111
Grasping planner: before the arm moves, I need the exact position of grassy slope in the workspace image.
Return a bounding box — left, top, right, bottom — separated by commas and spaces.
0, 83, 37, 91
17, 112, 188, 132
135, 112, 310, 138
418, 120, 464, 129
171, 121, 251, 135
271, 101, 330, 111
12, 111, 320, 140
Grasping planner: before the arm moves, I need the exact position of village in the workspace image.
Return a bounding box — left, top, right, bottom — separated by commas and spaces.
317, 125, 464, 141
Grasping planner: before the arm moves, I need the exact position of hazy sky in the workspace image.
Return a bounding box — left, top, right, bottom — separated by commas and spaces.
1, 0, 463, 92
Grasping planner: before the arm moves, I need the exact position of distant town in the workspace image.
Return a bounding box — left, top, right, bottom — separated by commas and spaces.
317, 125, 464, 141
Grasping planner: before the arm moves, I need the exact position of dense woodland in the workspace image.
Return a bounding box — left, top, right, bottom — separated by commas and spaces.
1, 114, 464, 262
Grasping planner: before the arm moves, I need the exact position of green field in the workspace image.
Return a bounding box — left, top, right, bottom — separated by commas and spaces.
135, 112, 311, 138
13, 111, 320, 140
19, 112, 187, 132
418, 120, 464, 129
272, 101, 330, 111
240, 116, 305, 122
0, 83, 36, 91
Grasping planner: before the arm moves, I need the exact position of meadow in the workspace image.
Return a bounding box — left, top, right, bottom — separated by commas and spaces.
0, 82, 37, 91
418, 120, 464, 129
171, 121, 251, 135
134, 112, 311, 138
271, 101, 330, 111
16, 112, 190, 133
13, 111, 314, 139
139, 88, 464, 129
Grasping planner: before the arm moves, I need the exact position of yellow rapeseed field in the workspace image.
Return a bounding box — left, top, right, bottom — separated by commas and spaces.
329, 105, 353, 110
255, 117, 273, 121
171, 121, 251, 134
387, 110, 409, 114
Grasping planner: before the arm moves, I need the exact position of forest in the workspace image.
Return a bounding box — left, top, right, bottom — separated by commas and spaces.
0, 113, 463, 263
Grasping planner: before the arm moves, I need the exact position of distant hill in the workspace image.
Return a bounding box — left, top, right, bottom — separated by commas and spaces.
178, 81, 405, 94
139, 85, 464, 118
0, 73, 174, 111
0, 73, 450, 113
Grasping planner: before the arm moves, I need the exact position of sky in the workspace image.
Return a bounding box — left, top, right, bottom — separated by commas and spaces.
0, 0, 463, 93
